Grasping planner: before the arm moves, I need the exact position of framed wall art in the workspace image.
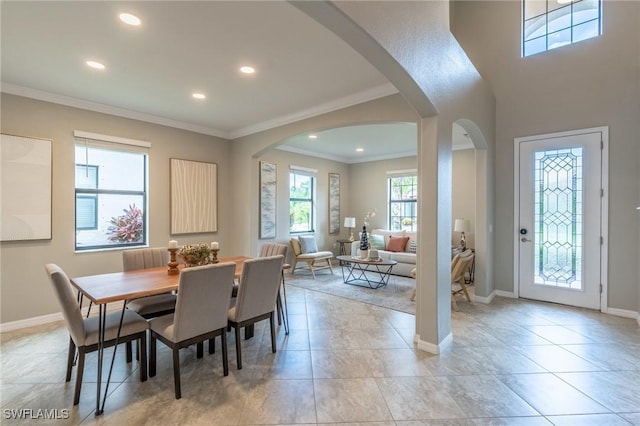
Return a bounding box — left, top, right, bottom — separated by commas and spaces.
328, 172, 340, 234
170, 158, 217, 234
1, 134, 52, 241
259, 161, 277, 239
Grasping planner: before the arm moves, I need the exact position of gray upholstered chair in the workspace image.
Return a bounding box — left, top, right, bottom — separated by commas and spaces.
259, 243, 289, 331
123, 247, 177, 318
148, 262, 235, 399
45, 264, 148, 405
228, 255, 284, 369
289, 236, 334, 278
451, 250, 475, 310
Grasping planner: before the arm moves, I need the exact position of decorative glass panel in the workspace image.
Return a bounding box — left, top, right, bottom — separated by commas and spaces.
534, 147, 583, 290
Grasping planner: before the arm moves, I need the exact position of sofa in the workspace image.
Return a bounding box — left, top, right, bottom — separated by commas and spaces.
350, 229, 416, 277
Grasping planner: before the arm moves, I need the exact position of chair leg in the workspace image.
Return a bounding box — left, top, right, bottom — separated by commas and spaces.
221, 330, 229, 376
269, 312, 276, 353
235, 326, 242, 370
66, 338, 76, 382
73, 349, 85, 405
126, 341, 133, 363
149, 334, 157, 377
138, 336, 147, 382
197, 342, 204, 359
327, 258, 334, 273
459, 282, 471, 302
309, 261, 316, 279
276, 291, 283, 325
172, 347, 181, 399
208, 336, 216, 354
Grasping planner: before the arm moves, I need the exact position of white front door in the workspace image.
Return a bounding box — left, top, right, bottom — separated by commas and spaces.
516, 128, 606, 310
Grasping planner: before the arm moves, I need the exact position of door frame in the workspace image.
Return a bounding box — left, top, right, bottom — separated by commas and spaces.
513, 126, 609, 311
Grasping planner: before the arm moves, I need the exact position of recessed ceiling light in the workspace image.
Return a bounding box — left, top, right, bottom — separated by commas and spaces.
356, 148, 364, 152
86, 60, 105, 70
119, 13, 141, 26
240, 66, 256, 74
192, 93, 206, 100
308, 135, 318, 139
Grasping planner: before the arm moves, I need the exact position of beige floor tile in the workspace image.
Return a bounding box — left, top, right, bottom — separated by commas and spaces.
237, 379, 317, 424
556, 370, 640, 413
545, 413, 634, 425
512, 345, 602, 372
314, 378, 393, 423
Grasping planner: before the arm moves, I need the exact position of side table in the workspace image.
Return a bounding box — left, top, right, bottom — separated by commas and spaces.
336, 239, 353, 265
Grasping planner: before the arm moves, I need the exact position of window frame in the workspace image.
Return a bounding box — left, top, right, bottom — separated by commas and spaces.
388, 174, 418, 232
522, 0, 603, 58
289, 171, 316, 234
74, 140, 149, 251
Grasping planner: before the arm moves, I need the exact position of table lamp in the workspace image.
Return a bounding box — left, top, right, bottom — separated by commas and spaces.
344, 217, 356, 241
454, 219, 470, 251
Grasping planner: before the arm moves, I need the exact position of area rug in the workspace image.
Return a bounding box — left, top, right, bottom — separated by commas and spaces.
286, 269, 416, 315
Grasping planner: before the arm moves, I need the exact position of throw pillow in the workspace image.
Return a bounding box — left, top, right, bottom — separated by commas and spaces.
408, 240, 417, 254
299, 235, 318, 254
387, 236, 409, 252
369, 234, 385, 250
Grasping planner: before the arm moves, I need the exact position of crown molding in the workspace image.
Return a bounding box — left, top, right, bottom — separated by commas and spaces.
276, 144, 415, 164
228, 83, 399, 139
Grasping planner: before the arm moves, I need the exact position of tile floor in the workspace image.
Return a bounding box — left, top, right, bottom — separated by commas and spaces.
1, 286, 639, 425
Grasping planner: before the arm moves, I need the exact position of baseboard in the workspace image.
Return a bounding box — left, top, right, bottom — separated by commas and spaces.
414, 331, 452, 354
473, 290, 495, 304
0, 301, 126, 333
604, 306, 639, 322
494, 290, 517, 298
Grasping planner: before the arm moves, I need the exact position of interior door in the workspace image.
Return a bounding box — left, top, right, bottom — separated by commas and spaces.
517, 130, 603, 310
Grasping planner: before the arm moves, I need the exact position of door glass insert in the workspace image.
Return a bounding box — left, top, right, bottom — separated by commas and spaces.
534, 147, 583, 289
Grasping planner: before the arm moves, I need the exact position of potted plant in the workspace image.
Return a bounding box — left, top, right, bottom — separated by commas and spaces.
106, 204, 143, 243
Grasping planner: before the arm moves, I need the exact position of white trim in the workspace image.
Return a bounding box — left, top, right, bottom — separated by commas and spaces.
229, 83, 399, 139
74, 130, 151, 148
513, 126, 609, 312
0, 302, 125, 333
473, 291, 495, 304
495, 290, 517, 298
386, 169, 417, 176
289, 165, 318, 174
413, 332, 452, 355
277, 144, 415, 164
603, 307, 639, 320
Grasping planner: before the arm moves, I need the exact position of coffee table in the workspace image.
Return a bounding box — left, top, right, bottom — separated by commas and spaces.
336, 255, 398, 289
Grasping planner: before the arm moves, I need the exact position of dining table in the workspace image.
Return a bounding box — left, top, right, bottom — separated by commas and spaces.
70, 256, 249, 415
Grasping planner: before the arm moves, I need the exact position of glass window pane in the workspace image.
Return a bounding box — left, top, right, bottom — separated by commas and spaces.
524, 16, 547, 41
524, 36, 547, 56
290, 201, 312, 232
76, 195, 97, 230
75, 164, 98, 189
524, 0, 547, 20
573, 19, 600, 43
548, 28, 572, 50
75, 195, 145, 249
548, 5, 572, 33
573, 0, 600, 25
75, 146, 145, 192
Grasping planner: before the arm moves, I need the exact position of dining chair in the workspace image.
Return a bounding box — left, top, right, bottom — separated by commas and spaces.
123, 247, 177, 318
45, 263, 149, 405
259, 243, 289, 332
148, 262, 236, 399
451, 250, 475, 310
228, 255, 284, 369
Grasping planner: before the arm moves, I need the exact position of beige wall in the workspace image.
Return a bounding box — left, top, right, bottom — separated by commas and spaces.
0, 93, 231, 323
451, 1, 640, 312
452, 148, 476, 248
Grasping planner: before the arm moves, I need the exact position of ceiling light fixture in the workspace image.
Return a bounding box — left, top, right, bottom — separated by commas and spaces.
557, 0, 572, 4
356, 148, 364, 152
192, 93, 206, 100
119, 12, 141, 26
85, 60, 105, 70
240, 66, 256, 74
308, 135, 318, 139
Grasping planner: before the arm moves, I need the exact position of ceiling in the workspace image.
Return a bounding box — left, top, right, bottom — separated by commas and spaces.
1, 1, 472, 163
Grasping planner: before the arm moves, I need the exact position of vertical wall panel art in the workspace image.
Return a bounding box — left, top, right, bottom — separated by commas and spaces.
259, 161, 277, 239
170, 158, 217, 234
328, 172, 340, 234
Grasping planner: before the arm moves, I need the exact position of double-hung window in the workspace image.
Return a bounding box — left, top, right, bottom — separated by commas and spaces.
74, 132, 149, 251
523, 0, 602, 57
388, 174, 417, 232
289, 170, 315, 233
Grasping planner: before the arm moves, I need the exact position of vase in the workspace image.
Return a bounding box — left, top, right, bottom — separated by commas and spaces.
360, 249, 369, 259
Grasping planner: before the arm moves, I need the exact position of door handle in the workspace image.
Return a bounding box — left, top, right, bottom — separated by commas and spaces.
521, 237, 531, 243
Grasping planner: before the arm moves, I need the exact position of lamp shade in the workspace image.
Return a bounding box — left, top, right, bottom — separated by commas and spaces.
454, 219, 470, 233
344, 217, 356, 228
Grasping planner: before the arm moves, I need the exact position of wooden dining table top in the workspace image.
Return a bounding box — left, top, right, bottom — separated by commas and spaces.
70, 256, 250, 305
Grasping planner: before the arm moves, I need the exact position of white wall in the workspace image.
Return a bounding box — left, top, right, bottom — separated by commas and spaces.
451, 0, 640, 311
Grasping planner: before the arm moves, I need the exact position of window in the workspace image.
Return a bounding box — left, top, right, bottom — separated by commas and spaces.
522, 0, 602, 57
289, 172, 315, 233
74, 135, 148, 250
388, 175, 417, 231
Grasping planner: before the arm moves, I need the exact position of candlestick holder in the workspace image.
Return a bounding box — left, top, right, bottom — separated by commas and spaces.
211, 248, 219, 264
167, 247, 179, 275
